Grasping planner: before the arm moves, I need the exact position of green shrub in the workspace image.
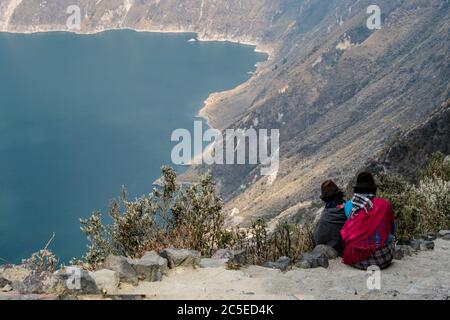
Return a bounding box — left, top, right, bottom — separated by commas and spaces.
378, 152, 450, 240
78, 166, 319, 268
80, 166, 225, 268
412, 177, 450, 233
419, 152, 450, 181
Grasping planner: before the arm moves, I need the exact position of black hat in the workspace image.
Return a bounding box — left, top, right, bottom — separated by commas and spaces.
320, 180, 343, 201
353, 172, 378, 192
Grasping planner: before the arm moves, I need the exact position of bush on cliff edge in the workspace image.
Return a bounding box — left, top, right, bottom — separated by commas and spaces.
378, 152, 450, 240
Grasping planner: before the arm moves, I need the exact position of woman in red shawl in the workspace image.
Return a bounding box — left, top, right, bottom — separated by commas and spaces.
341, 172, 396, 270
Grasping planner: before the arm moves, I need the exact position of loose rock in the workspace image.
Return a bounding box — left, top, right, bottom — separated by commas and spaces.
423, 234, 437, 241
420, 240, 435, 251
296, 252, 329, 269
312, 245, 338, 260
228, 250, 247, 265
212, 249, 234, 260
394, 245, 413, 260
90, 269, 120, 294
102, 255, 138, 285
160, 249, 201, 269
0, 276, 11, 288
12, 275, 44, 294
1, 284, 13, 292
263, 256, 292, 271
406, 239, 421, 251
128, 251, 168, 282
394, 247, 404, 260
54, 267, 99, 295
439, 230, 450, 240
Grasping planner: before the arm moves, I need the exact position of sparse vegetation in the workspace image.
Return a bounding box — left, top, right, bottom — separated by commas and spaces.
22, 233, 58, 278
77, 152, 448, 269
79, 167, 313, 268
209, 219, 313, 266
80, 166, 225, 268
378, 152, 450, 240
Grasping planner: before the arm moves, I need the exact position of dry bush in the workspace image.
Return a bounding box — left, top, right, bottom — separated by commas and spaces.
79, 167, 318, 268
171, 174, 224, 256
226, 220, 314, 265
412, 177, 450, 233
270, 222, 314, 261
22, 233, 58, 277
80, 167, 225, 267
378, 152, 450, 240
419, 152, 450, 181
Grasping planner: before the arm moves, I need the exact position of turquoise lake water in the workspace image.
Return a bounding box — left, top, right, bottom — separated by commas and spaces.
0, 30, 266, 263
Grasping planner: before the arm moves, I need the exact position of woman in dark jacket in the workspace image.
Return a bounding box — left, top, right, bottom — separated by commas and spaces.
313, 180, 347, 256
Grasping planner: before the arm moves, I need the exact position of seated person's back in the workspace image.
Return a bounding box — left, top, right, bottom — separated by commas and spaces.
341, 172, 396, 270
313, 180, 347, 256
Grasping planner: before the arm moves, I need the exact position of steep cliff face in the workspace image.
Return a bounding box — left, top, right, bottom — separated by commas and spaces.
1, 0, 449, 225
365, 99, 450, 182
1, 0, 281, 46
209, 0, 450, 224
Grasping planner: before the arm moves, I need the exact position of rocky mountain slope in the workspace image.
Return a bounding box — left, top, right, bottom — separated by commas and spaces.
365, 99, 450, 182
1, 0, 449, 225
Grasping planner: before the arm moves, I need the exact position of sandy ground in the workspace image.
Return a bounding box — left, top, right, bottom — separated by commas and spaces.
1, 240, 449, 300
115, 239, 450, 300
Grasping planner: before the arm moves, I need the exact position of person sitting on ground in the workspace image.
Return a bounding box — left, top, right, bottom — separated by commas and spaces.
313, 180, 347, 256
341, 172, 396, 270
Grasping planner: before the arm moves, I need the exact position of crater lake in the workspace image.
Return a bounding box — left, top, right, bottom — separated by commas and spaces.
0, 29, 267, 263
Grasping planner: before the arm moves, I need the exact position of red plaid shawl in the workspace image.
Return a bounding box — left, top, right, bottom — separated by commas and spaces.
341, 198, 395, 265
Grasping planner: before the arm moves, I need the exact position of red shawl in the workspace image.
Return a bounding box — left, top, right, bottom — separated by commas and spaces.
341, 198, 395, 265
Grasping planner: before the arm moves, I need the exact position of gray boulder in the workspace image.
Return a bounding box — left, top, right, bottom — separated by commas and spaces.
90, 269, 120, 294
296, 252, 329, 269
394, 245, 413, 260
423, 234, 437, 241
420, 240, 435, 251
0, 276, 11, 288
212, 249, 234, 260
394, 247, 404, 260
54, 267, 99, 294
406, 239, 421, 251
263, 256, 291, 271
1, 284, 13, 292
312, 245, 338, 260
160, 249, 201, 269
103, 255, 138, 285
12, 275, 44, 294
439, 230, 450, 240
409, 239, 420, 251
228, 249, 247, 265
199, 258, 228, 268
128, 251, 168, 282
